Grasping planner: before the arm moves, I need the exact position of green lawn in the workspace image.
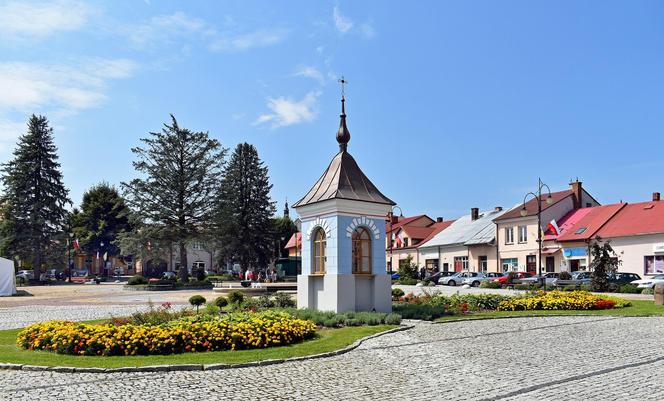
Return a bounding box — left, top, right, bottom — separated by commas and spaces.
0, 325, 395, 368
436, 300, 664, 321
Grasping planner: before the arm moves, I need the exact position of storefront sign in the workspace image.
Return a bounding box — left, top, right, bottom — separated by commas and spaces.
653, 243, 664, 253
563, 247, 587, 258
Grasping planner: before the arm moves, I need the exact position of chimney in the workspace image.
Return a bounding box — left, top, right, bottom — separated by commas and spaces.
436, 217, 443, 223
570, 180, 583, 209
471, 207, 479, 221
390, 215, 399, 224
494, 206, 503, 212
654, 192, 661, 202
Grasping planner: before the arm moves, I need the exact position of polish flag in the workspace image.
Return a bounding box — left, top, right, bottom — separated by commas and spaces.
73, 239, 80, 250
547, 219, 561, 236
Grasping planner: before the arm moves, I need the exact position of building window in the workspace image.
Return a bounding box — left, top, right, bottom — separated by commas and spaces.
312, 228, 326, 274
479, 256, 488, 272
425, 259, 439, 270
501, 258, 518, 272
518, 226, 527, 243
453, 256, 468, 272
191, 261, 206, 271
526, 255, 536, 273
505, 227, 514, 244
403, 238, 409, 247
192, 242, 203, 251
645, 255, 664, 275
352, 227, 372, 274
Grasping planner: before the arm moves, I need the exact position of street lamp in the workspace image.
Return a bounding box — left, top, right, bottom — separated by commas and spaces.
521, 178, 553, 289
387, 205, 404, 274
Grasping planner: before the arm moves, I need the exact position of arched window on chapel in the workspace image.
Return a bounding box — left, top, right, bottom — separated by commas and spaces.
352, 227, 372, 274
312, 228, 326, 274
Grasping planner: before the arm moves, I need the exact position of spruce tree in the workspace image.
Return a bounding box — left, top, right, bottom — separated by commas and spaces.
122, 115, 225, 281
0, 115, 70, 279
215, 143, 276, 274
589, 237, 621, 292
72, 182, 133, 263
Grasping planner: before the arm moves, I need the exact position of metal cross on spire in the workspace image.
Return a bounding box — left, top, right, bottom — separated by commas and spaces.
339, 76, 348, 98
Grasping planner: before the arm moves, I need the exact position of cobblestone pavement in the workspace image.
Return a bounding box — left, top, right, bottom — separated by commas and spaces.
2, 316, 664, 400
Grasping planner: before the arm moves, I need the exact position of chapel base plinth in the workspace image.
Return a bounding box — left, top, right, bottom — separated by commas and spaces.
297, 273, 391, 313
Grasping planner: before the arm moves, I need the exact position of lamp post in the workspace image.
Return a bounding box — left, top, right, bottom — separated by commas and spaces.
67, 216, 73, 282
520, 178, 553, 289
387, 205, 403, 274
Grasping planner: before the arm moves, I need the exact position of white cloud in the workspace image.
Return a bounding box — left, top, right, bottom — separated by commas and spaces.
0, 59, 139, 114
360, 21, 376, 39
128, 11, 214, 48
0, 0, 93, 41
333, 6, 353, 34
254, 91, 321, 129
209, 29, 287, 52
293, 66, 326, 85
128, 11, 287, 52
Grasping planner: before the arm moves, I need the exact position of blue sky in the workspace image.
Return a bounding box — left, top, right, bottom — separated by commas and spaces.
1, 0, 663, 220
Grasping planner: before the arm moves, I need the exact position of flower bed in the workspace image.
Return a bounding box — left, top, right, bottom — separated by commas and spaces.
496, 291, 631, 311
393, 293, 513, 320
17, 311, 316, 356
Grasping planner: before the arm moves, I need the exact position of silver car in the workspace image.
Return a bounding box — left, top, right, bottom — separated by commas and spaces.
440, 271, 483, 286
521, 272, 560, 286
461, 272, 504, 287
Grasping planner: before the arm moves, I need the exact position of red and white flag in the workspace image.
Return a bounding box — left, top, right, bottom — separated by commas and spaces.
547, 219, 561, 236
96, 251, 100, 260
73, 239, 80, 250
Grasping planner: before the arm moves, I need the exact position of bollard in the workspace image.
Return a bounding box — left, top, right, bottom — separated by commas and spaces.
654, 284, 664, 306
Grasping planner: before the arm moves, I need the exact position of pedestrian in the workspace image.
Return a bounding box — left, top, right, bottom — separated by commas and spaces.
420, 266, 426, 280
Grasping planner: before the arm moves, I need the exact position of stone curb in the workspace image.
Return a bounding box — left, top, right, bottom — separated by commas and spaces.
0, 324, 413, 374
431, 314, 623, 324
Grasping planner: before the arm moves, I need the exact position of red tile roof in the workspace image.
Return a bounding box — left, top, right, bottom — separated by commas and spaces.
385, 215, 433, 234
386, 219, 455, 250
556, 204, 626, 242
285, 232, 301, 249
542, 208, 594, 241
596, 201, 664, 238
495, 190, 574, 221
401, 225, 436, 240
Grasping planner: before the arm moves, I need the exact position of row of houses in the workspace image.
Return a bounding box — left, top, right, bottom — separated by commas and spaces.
383, 180, 664, 277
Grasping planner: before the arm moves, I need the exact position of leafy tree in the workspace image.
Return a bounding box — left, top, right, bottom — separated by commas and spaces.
215, 143, 276, 274
122, 115, 226, 281
0, 115, 70, 278
397, 255, 419, 280
589, 237, 621, 292
272, 216, 297, 259
72, 182, 132, 260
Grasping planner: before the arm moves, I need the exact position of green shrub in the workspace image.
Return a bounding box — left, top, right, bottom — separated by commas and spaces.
127, 303, 191, 326
127, 275, 148, 285
204, 303, 220, 315
273, 292, 296, 308
188, 295, 206, 312
391, 288, 405, 300
617, 284, 640, 293
213, 296, 228, 308
256, 294, 275, 308
397, 278, 418, 285
642, 288, 654, 295
227, 290, 245, 305
558, 271, 573, 280
384, 313, 402, 325
480, 281, 502, 289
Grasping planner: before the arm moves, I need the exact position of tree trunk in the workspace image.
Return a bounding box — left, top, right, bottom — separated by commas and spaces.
178, 242, 188, 282
33, 248, 41, 283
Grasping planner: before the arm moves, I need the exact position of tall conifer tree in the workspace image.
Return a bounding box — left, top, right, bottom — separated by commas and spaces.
215, 143, 276, 273
122, 115, 225, 281
0, 115, 70, 278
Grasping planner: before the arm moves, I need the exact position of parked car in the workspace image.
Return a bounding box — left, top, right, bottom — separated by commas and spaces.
631, 274, 664, 289
608, 272, 641, 285
520, 272, 560, 286
440, 271, 483, 286
426, 271, 455, 284
461, 272, 505, 287
391, 273, 401, 280
491, 271, 535, 286
161, 271, 177, 280
16, 270, 34, 282
552, 271, 591, 287
44, 269, 66, 281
